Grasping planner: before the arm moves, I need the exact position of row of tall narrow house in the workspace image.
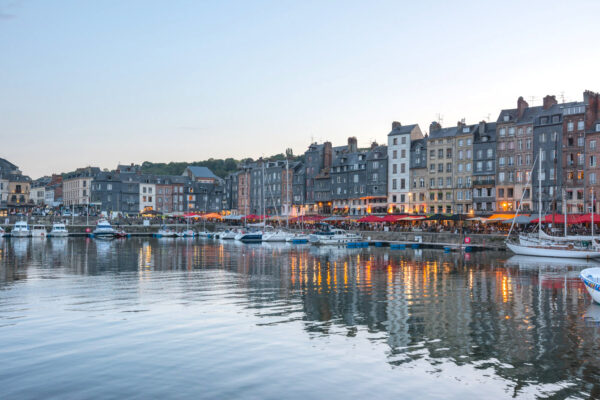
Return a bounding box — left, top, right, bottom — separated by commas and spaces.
3, 90, 600, 217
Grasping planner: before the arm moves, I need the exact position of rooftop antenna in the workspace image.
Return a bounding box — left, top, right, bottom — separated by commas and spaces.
485, 113, 491, 122
436, 113, 444, 125
560, 91, 566, 103
528, 96, 537, 105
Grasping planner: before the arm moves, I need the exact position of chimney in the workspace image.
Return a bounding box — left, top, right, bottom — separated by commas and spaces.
370, 141, 378, 149
585, 90, 600, 130
517, 96, 529, 119
429, 121, 441, 132
392, 121, 401, 130
347, 137, 358, 153
457, 119, 465, 129
323, 142, 332, 169
478, 121, 486, 134
543, 95, 557, 110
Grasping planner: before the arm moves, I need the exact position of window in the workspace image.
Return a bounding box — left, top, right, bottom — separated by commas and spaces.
578, 136, 585, 147
430, 164, 435, 172
591, 140, 597, 150
526, 139, 531, 149
392, 179, 397, 190
508, 127, 515, 136
591, 156, 597, 167
446, 177, 452, 187
438, 164, 443, 172
458, 164, 463, 172
401, 136, 406, 144
393, 138, 398, 145
438, 149, 444, 158
540, 133, 546, 143
578, 120, 585, 131
467, 139, 472, 146
466, 163, 471, 171
401, 163, 406, 173
392, 164, 397, 174
430, 178, 435, 188
401, 149, 406, 158
499, 172, 505, 183
446, 163, 452, 172
458, 150, 463, 160
591, 173, 597, 185
393, 150, 397, 159
476, 161, 483, 171
430, 150, 435, 159
499, 128, 506, 137
400, 179, 406, 189
487, 149, 493, 158
107, 184, 112, 190
487, 161, 493, 170
567, 121, 574, 132
459, 139, 464, 147
438, 178, 443, 187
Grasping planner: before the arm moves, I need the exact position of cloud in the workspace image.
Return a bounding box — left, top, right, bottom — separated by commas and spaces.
0, 0, 22, 20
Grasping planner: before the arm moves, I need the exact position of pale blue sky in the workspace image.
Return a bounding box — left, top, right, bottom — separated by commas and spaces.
2, 0, 599, 178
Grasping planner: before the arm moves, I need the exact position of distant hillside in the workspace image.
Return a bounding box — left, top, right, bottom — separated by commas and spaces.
140, 152, 304, 178
141, 158, 238, 178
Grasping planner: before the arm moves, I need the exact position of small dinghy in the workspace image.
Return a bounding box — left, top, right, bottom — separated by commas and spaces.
580, 268, 600, 304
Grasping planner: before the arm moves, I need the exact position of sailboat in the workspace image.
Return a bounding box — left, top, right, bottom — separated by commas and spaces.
507, 149, 600, 259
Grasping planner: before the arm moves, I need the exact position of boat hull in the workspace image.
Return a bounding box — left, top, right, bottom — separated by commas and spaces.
581, 268, 600, 304
507, 242, 600, 259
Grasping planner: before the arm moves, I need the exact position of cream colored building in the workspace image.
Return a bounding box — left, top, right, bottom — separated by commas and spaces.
426, 121, 475, 214
63, 167, 100, 206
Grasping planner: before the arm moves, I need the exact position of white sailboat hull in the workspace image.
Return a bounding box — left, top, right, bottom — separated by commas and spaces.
507, 242, 600, 259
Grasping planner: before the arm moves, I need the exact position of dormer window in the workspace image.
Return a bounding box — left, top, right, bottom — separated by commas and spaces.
596, 123, 600, 132
503, 115, 509, 122
462, 127, 469, 133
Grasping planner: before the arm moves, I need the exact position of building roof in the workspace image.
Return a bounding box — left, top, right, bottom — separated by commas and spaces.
388, 123, 418, 136
184, 166, 218, 180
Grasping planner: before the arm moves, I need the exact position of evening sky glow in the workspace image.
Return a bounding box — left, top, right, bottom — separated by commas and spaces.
2, 0, 600, 178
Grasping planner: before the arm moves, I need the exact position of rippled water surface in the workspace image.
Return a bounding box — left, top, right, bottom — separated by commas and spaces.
2, 237, 600, 399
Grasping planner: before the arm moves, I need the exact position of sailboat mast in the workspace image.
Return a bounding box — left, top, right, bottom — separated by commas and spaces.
538, 148, 542, 240
563, 189, 567, 237
593, 189, 595, 238
286, 159, 290, 229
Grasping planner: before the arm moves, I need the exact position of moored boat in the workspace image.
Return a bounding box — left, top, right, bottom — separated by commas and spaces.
581, 268, 600, 304
93, 219, 116, 238
11, 221, 30, 238
31, 225, 47, 238
48, 223, 69, 237
507, 241, 600, 259
156, 225, 177, 238
309, 223, 361, 245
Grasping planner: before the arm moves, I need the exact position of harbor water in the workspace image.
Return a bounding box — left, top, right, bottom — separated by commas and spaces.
1, 237, 600, 399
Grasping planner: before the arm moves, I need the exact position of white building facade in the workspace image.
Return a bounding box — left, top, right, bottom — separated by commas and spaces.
387, 122, 423, 213
139, 182, 156, 212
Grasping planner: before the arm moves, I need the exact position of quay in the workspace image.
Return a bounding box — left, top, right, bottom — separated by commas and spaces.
0, 222, 507, 251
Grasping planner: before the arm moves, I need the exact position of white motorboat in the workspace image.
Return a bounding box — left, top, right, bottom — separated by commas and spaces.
236, 229, 263, 243
309, 224, 361, 245
31, 225, 47, 238
48, 223, 69, 237
581, 268, 600, 304
156, 225, 177, 238
262, 226, 290, 242
196, 231, 210, 238
178, 229, 195, 237
93, 219, 116, 238
286, 233, 311, 243
11, 221, 30, 237
221, 229, 239, 240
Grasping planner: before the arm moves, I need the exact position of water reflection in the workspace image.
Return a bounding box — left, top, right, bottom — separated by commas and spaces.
0, 238, 599, 398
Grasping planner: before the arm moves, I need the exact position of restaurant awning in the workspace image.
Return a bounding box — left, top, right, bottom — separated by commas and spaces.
530, 214, 582, 224
357, 215, 384, 223
223, 214, 243, 220
484, 213, 515, 223
501, 215, 535, 224
575, 213, 600, 224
